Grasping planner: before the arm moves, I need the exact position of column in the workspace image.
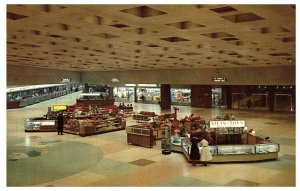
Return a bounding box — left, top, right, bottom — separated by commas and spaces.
83, 83, 89, 93
160, 84, 171, 110
268, 86, 275, 112
134, 87, 137, 103
191, 85, 212, 108
225, 85, 232, 109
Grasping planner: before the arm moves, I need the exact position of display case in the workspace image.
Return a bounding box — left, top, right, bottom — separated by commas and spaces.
126, 125, 155, 148
171, 136, 184, 152
24, 118, 57, 132
64, 117, 126, 136
7, 84, 81, 109
181, 137, 279, 162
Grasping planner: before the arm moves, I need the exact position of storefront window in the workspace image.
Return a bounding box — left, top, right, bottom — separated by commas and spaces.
171, 88, 191, 105
252, 94, 268, 111
137, 88, 160, 103
113, 87, 134, 102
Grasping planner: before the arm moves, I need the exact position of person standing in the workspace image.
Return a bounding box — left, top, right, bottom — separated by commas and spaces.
190, 135, 200, 166
247, 99, 253, 110
199, 137, 212, 166
57, 112, 64, 135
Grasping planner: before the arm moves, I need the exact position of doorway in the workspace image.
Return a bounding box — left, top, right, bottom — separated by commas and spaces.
212, 88, 222, 108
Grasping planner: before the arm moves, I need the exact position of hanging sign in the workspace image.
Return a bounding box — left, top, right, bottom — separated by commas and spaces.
213, 77, 227, 82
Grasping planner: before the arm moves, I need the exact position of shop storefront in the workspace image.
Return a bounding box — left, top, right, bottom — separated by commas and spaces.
137, 86, 160, 104
113, 87, 135, 103
171, 88, 191, 106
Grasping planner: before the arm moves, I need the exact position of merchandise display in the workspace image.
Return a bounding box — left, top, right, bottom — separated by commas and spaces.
181, 133, 279, 162
76, 92, 115, 106
126, 125, 155, 148
7, 84, 82, 109
156, 110, 280, 162
65, 117, 126, 136
24, 104, 126, 136
179, 118, 280, 162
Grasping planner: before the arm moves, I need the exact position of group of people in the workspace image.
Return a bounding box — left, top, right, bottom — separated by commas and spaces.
118, 103, 133, 110
189, 126, 213, 166
224, 113, 235, 120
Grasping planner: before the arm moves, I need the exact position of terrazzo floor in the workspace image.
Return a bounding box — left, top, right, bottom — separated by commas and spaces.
6, 91, 296, 187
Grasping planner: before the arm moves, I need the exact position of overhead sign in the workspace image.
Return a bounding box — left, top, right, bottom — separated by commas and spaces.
53, 105, 67, 111
61, 78, 71, 83
111, 78, 120, 83
213, 77, 227, 82
210, 120, 245, 128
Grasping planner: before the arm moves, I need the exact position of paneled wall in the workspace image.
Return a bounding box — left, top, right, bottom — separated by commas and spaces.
7, 65, 81, 86
81, 66, 295, 85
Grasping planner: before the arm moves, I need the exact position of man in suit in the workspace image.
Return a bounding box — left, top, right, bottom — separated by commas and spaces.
57, 112, 64, 135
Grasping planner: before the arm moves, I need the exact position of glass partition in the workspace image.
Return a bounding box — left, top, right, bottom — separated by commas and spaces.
217, 145, 255, 155
255, 143, 279, 153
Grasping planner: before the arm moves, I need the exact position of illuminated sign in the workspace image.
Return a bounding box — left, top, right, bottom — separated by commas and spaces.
53, 105, 67, 111
61, 78, 71, 83
111, 78, 120, 82
213, 77, 227, 82
209, 120, 245, 128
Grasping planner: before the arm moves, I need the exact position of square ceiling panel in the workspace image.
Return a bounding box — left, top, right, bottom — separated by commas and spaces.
7, 12, 28, 20
110, 23, 129, 28
201, 32, 234, 38
93, 33, 119, 39
166, 21, 205, 29
222, 12, 264, 23
120, 6, 167, 18
211, 6, 238, 13
259, 26, 290, 34
160, 37, 190, 42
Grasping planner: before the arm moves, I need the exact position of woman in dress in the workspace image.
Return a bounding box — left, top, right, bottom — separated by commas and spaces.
199, 137, 212, 166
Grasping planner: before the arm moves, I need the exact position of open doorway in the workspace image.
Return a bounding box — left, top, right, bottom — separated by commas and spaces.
212, 88, 222, 108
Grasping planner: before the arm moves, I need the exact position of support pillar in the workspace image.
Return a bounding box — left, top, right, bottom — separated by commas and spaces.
191, 85, 212, 108
268, 86, 275, 112
226, 85, 232, 109
160, 84, 171, 110
134, 87, 137, 103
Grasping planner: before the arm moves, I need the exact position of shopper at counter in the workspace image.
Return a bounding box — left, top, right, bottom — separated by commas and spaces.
199, 137, 212, 166
57, 112, 64, 135
190, 135, 200, 166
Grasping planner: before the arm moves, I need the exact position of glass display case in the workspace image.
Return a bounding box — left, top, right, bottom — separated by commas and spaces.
24, 118, 56, 132
7, 83, 82, 109
181, 137, 279, 162
217, 145, 255, 155
255, 143, 279, 153
170, 136, 184, 152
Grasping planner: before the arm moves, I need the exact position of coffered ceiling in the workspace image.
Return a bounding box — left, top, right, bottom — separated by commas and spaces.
7, 4, 295, 71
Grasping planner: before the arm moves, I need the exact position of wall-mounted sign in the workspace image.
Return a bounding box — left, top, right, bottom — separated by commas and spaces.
213, 77, 227, 82
111, 78, 120, 83
61, 78, 71, 83
209, 120, 245, 128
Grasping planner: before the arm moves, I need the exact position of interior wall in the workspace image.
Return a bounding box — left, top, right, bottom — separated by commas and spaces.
81, 66, 295, 85
7, 65, 82, 86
